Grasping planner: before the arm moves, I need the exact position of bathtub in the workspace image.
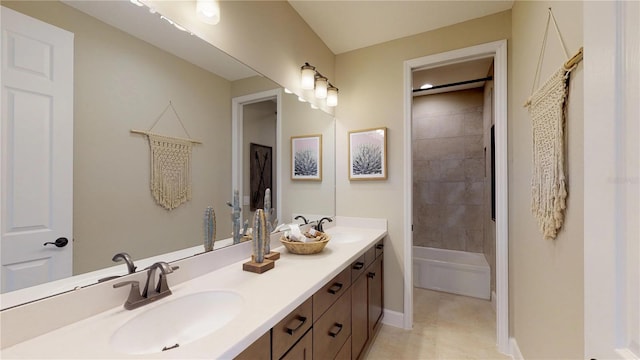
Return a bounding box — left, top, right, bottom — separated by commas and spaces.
413, 246, 490, 300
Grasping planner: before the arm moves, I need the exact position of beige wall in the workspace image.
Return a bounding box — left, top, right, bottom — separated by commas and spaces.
510, 1, 584, 358
335, 11, 511, 314
4, 1, 234, 274
412, 89, 486, 253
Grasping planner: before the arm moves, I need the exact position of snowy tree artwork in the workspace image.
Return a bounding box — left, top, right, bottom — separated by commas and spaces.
349, 127, 387, 180
291, 135, 322, 181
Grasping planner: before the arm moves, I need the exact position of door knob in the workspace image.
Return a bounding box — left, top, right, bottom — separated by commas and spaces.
43, 237, 69, 247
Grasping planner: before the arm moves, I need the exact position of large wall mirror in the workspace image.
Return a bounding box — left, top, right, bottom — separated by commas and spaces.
0, 0, 335, 308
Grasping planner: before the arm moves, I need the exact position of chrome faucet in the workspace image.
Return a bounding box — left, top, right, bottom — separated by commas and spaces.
113, 261, 179, 310
112, 252, 137, 274
314, 217, 333, 232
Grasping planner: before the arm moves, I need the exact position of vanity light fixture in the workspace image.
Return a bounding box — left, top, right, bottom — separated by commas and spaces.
196, 0, 220, 25
300, 62, 339, 107
314, 75, 328, 99
300, 63, 316, 90
326, 85, 338, 107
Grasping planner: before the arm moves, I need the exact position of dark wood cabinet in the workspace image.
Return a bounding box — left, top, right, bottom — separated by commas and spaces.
236, 238, 384, 360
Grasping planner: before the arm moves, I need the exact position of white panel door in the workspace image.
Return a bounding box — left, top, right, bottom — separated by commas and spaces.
1, 7, 73, 293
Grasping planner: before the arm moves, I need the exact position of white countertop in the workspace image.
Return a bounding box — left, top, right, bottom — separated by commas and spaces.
0, 223, 386, 359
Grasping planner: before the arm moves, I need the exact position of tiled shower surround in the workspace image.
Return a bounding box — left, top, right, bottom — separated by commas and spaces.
412, 88, 486, 252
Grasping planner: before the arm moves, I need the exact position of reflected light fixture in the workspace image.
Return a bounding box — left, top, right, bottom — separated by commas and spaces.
314, 75, 328, 99
326, 85, 338, 107
196, 0, 220, 25
300, 62, 338, 107
300, 63, 316, 90
130, 0, 144, 6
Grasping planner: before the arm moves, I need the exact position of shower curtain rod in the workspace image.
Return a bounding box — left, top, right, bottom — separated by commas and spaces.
412, 76, 493, 93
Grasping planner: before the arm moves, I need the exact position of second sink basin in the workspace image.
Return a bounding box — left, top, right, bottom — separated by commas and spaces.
110, 290, 243, 355
326, 230, 365, 244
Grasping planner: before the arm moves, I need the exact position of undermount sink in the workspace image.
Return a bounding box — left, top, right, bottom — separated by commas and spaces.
326, 231, 365, 244
110, 290, 243, 355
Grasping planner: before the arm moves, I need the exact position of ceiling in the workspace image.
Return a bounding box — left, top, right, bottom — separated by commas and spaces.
413, 57, 494, 95
288, 1, 514, 54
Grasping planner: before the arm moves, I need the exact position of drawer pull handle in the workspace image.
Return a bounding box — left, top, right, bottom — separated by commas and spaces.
328, 323, 343, 338
285, 316, 307, 335
367, 272, 376, 279
328, 283, 343, 294
376, 243, 384, 250
352, 262, 364, 270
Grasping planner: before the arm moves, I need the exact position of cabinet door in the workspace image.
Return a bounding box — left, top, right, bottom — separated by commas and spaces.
281, 328, 313, 360
234, 330, 270, 360
351, 272, 368, 359
367, 256, 383, 334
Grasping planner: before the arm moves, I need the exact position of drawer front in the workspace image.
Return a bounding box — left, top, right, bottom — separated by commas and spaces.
374, 240, 384, 258
273, 297, 313, 360
313, 288, 352, 360
351, 255, 366, 282
281, 328, 313, 360
335, 336, 352, 360
363, 246, 376, 268
313, 266, 351, 321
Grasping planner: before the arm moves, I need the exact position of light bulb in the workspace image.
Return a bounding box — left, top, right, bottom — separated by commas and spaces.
315, 76, 328, 99
327, 86, 338, 107
196, 0, 220, 25
300, 63, 316, 90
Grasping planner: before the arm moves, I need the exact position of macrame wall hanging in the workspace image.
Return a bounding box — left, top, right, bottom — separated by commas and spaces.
524, 8, 583, 240
131, 101, 201, 211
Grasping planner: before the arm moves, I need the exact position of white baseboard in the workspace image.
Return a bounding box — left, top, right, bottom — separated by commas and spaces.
491, 290, 497, 313
510, 337, 523, 360
381, 308, 405, 329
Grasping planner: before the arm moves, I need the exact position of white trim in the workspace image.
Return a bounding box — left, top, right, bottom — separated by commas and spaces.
403, 39, 509, 354
381, 308, 404, 328
510, 337, 524, 360
231, 89, 283, 223
491, 290, 497, 313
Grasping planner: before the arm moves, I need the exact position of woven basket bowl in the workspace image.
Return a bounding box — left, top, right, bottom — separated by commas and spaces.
280, 234, 330, 255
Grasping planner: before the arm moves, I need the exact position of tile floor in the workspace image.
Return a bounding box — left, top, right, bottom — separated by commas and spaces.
365, 288, 510, 359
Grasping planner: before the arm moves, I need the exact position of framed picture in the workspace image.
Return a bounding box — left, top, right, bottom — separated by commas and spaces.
291, 134, 322, 181
250, 143, 272, 211
349, 127, 387, 180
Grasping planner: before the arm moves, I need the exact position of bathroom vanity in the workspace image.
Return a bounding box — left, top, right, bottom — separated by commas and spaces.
0, 217, 386, 359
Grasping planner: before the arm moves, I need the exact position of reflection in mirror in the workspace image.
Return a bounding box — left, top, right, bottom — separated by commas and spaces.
0, 0, 335, 308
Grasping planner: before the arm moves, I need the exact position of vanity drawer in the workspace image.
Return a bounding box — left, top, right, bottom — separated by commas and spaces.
280, 328, 312, 360
313, 266, 351, 321
272, 297, 313, 360
374, 240, 384, 258
351, 255, 366, 282
313, 287, 352, 360
364, 246, 376, 268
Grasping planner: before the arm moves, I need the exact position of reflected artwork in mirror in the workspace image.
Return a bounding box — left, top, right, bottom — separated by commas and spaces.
0, 0, 335, 309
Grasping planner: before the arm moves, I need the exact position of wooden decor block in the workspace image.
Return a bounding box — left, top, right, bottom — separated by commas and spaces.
243, 259, 275, 274
265, 251, 280, 261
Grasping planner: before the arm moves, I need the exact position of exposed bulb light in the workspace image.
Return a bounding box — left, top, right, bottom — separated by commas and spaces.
130, 0, 144, 6
284, 88, 293, 94
196, 0, 220, 25
310, 104, 318, 110
420, 83, 433, 90
298, 96, 307, 103
300, 63, 316, 90
326, 85, 338, 107
314, 76, 328, 99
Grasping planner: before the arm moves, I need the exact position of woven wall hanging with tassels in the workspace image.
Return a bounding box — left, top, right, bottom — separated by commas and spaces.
524, 8, 583, 240
131, 101, 201, 211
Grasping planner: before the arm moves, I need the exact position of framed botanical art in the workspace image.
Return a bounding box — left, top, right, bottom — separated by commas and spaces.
349, 127, 387, 180
291, 134, 322, 181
